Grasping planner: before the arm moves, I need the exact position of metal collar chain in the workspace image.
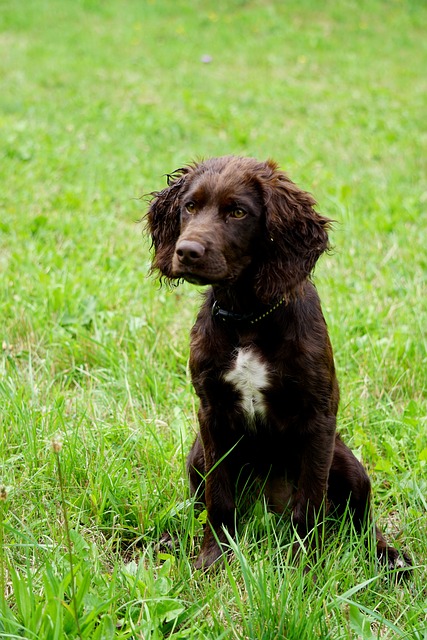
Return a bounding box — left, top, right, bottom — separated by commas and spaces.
212, 296, 286, 325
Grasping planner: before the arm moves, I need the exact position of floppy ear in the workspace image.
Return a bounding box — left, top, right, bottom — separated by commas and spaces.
145, 168, 190, 281
255, 160, 331, 301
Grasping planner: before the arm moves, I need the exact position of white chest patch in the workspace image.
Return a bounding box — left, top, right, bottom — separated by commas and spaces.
224, 348, 270, 427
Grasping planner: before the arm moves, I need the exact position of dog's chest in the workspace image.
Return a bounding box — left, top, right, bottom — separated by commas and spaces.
223, 347, 270, 426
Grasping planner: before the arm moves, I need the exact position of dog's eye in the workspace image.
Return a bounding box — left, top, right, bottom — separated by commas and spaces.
185, 202, 196, 214
230, 208, 246, 219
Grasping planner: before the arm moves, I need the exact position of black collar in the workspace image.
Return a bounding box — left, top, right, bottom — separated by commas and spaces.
212, 296, 286, 325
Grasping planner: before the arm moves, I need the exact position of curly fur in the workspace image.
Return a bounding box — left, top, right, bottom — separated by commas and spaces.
146, 155, 411, 573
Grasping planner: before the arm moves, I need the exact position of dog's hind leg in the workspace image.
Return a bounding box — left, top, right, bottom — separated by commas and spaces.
187, 435, 206, 504
328, 436, 411, 573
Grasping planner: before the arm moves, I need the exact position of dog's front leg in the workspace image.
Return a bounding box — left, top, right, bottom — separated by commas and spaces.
194, 436, 236, 570
292, 415, 336, 541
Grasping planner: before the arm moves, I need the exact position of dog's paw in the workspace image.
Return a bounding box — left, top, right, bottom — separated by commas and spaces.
156, 531, 179, 554
378, 545, 412, 579
194, 542, 224, 571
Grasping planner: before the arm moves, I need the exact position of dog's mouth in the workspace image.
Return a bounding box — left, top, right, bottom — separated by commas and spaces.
173, 259, 252, 287
175, 266, 227, 286
181, 272, 212, 286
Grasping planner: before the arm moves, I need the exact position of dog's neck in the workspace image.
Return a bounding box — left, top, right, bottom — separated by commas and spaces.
210, 280, 286, 325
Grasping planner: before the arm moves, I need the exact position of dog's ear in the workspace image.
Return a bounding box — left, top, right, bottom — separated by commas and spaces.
255, 160, 332, 301
145, 168, 190, 281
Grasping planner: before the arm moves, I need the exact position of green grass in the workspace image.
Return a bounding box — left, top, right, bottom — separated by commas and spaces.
1, 0, 426, 637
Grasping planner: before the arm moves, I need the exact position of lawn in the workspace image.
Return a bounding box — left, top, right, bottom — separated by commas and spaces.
0, 0, 426, 637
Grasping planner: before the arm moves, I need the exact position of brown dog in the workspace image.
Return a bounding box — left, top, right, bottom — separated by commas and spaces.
147, 155, 411, 571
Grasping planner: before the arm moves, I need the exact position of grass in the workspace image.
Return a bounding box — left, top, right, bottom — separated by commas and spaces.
0, 0, 426, 637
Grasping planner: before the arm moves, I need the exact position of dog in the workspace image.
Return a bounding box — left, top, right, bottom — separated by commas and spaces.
146, 155, 411, 571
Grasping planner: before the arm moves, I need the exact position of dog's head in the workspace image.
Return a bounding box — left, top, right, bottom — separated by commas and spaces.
146, 156, 331, 301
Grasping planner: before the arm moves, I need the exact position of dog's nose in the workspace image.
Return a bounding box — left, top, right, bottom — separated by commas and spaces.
175, 240, 205, 264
